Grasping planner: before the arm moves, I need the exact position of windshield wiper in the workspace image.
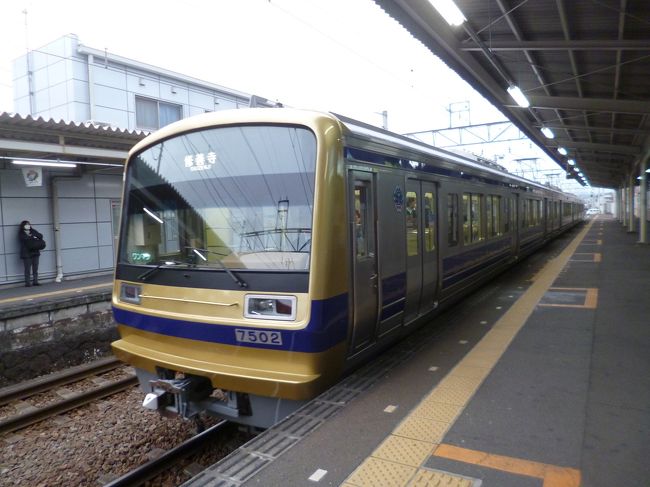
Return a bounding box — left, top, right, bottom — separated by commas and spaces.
137, 260, 186, 282
185, 247, 248, 288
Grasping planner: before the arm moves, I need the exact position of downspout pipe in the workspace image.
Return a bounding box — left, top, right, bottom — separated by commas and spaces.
51, 174, 82, 282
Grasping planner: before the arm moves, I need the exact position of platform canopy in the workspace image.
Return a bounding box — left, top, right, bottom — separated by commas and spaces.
374, 0, 650, 189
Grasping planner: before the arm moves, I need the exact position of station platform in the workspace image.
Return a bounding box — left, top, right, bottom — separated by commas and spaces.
185, 215, 649, 487
0, 274, 112, 318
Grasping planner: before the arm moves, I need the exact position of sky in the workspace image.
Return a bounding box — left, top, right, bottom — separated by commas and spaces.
0, 0, 590, 193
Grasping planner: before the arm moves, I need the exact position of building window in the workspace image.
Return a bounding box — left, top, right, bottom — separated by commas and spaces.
135, 96, 182, 130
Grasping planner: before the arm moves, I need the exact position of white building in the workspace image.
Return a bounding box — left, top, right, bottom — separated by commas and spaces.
12, 33, 271, 130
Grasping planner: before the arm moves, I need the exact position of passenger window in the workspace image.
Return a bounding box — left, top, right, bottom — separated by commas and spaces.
406, 191, 418, 256
424, 192, 435, 252
470, 194, 483, 242
447, 194, 458, 247
486, 195, 501, 237
354, 186, 371, 259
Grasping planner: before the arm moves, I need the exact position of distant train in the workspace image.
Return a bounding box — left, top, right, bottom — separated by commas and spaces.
111, 109, 584, 428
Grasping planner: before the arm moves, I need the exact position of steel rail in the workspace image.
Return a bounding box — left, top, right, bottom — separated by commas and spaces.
0, 375, 137, 435
103, 420, 230, 487
0, 356, 122, 406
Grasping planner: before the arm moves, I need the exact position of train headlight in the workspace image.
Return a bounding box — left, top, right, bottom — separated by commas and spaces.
120, 283, 142, 304
244, 294, 296, 321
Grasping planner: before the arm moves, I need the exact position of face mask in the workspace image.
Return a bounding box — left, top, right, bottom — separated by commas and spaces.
24, 225, 31, 230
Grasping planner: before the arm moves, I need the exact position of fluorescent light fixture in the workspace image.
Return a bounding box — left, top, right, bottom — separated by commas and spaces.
567, 159, 575, 166
541, 127, 555, 139
557, 147, 568, 156
507, 85, 530, 108
12, 159, 76, 168
646, 168, 650, 173
143, 207, 163, 224
429, 0, 466, 26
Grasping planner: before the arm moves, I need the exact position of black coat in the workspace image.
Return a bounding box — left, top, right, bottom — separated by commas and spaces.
18, 228, 44, 259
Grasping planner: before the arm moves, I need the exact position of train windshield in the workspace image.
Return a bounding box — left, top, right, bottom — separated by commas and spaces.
118, 124, 316, 271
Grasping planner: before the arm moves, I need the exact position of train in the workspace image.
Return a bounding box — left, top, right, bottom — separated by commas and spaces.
111, 108, 584, 428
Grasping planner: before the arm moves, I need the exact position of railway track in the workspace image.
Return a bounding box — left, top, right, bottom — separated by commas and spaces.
0, 356, 137, 435
104, 420, 230, 487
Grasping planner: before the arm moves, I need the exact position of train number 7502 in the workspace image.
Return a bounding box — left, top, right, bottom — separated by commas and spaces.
235, 329, 283, 346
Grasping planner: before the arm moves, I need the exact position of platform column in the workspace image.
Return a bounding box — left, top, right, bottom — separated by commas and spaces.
640, 156, 648, 244
628, 171, 636, 233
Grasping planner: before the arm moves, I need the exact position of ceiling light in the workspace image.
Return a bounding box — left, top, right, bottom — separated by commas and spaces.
567, 159, 575, 166
429, 0, 466, 26
507, 85, 530, 108
557, 147, 568, 156
12, 159, 76, 168
541, 127, 555, 139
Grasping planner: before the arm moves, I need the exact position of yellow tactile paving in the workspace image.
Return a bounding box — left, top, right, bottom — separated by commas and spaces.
372, 435, 436, 467
345, 457, 417, 487
449, 364, 491, 381
412, 400, 461, 423
341, 220, 594, 487
393, 416, 450, 443
408, 468, 475, 487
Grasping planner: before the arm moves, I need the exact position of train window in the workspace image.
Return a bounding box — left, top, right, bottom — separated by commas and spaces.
522, 199, 528, 228
486, 195, 501, 238
354, 186, 373, 259
424, 192, 435, 252
471, 194, 483, 242
463, 193, 484, 244
406, 191, 418, 256
504, 197, 513, 234
447, 194, 458, 247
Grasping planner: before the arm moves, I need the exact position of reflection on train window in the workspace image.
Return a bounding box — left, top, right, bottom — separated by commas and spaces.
447, 193, 458, 246
486, 195, 501, 238
504, 197, 511, 233
424, 192, 435, 252
463, 192, 484, 244
406, 191, 418, 257
354, 185, 374, 259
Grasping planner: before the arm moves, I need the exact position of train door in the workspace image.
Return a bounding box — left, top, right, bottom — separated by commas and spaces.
349, 171, 379, 351
403, 180, 439, 324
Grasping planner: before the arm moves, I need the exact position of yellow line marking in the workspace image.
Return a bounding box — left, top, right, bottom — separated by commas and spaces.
0, 282, 112, 305
433, 444, 581, 487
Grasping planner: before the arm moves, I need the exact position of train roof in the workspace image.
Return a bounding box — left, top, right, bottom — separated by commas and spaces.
333, 112, 572, 198
128, 108, 580, 201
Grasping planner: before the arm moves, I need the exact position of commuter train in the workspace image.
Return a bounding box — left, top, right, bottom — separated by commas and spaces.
111, 109, 584, 428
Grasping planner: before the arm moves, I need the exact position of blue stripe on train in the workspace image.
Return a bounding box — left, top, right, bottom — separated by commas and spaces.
442, 239, 512, 288
113, 293, 349, 353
